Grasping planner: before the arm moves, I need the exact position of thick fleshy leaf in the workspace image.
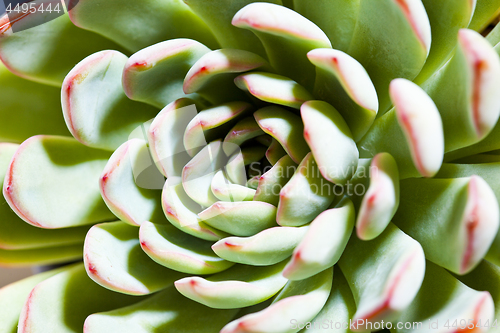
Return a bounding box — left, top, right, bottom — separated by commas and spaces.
308, 48, 378, 141
224, 117, 265, 148
62, 50, 159, 151
421, 29, 500, 152
84, 221, 186, 295
394, 176, 499, 274
339, 223, 426, 330
212, 226, 308, 266
393, 261, 494, 333
0, 62, 70, 142
356, 152, 400, 241
277, 153, 337, 227
184, 49, 270, 104
122, 39, 210, 108
181, 0, 282, 57
100, 139, 165, 226
182, 140, 227, 207
3, 135, 114, 228
415, 0, 476, 83
199, 201, 278, 237
458, 260, 500, 326
0, 12, 124, 86
358, 79, 444, 179
254, 155, 297, 205
284, 198, 354, 280
175, 261, 288, 309
435, 162, 500, 267
301, 100, 359, 184
221, 268, 333, 333
139, 221, 233, 274
347, 0, 431, 113
0, 266, 68, 333
68, 0, 219, 52
0, 244, 82, 267
0, 143, 90, 249
293, 0, 359, 52
211, 170, 256, 202
254, 106, 310, 163
266, 138, 287, 165
233, 2, 331, 88
184, 101, 251, 157
84, 285, 238, 333
148, 98, 198, 178
468, 0, 500, 31
299, 267, 356, 333
236, 72, 314, 109
162, 181, 228, 241
17, 264, 144, 333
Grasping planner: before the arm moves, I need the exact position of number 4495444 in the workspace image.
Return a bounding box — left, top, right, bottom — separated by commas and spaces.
5, 2, 63, 14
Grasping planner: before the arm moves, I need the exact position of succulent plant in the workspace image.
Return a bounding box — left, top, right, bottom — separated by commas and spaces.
3, 0, 500, 332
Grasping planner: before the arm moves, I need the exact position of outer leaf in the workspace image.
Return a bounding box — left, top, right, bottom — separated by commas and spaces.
68, 0, 219, 52
283, 198, 354, 280
3, 135, 114, 228
0, 244, 83, 267
84, 221, 186, 295
393, 176, 499, 274
175, 261, 288, 309
0, 143, 90, 250
233, 2, 331, 88
17, 264, 144, 333
212, 226, 308, 266
339, 223, 426, 330
0, 12, 124, 86
347, 0, 431, 113
100, 139, 166, 226
84, 285, 238, 333
0, 62, 70, 142
139, 221, 234, 274
221, 268, 333, 333
62, 50, 159, 151
122, 39, 210, 108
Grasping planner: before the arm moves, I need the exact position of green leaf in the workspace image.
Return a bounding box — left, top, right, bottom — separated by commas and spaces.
199, 200, 278, 236
254, 106, 310, 163
0, 143, 90, 249
233, 2, 331, 89
123, 39, 210, 108
347, 0, 431, 113
84, 285, 238, 333
62, 50, 159, 151
301, 100, 359, 184
181, 0, 282, 58
277, 153, 337, 227
0, 14, 124, 86
468, 0, 500, 32
254, 155, 297, 206
68, 0, 219, 52
84, 221, 186, 295
339, 223, 426, 328
139, 221, 234, 274
99, 139, 166, 226
394, 176, 499, 274
3, 136, 114, 228
175, 261, 288, 309
221, 268, 333, 333
212, 225, 307, 266
0, 244, 83, 267
308, 48, 378, 141
17, 264, 145, 333
211, 170, 256, 202
293, 0, 360, 52
283, 198, 354, 280
0, 63, 70, 142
